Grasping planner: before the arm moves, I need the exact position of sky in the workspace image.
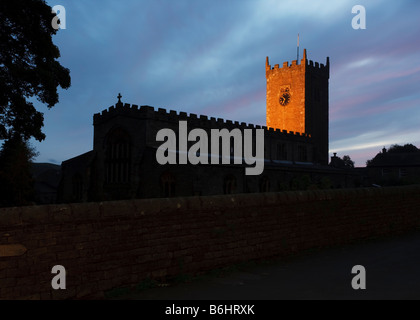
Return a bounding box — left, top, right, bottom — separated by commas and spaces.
31, 0, 420, 167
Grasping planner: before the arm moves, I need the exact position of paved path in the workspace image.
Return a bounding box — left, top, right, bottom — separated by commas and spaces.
120, 231, 420, 300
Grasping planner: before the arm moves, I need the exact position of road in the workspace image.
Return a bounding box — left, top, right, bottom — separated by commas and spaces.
118, 231, 420, 300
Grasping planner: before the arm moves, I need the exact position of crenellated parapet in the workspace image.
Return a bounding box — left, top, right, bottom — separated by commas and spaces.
306, 56, 330, 77
266, 49, 329, 77
93, 101, 311, 141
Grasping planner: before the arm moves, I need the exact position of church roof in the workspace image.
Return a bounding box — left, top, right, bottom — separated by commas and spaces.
61, 150, 96, 171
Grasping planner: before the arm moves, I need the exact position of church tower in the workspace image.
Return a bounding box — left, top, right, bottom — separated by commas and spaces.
266, 49, 330, 165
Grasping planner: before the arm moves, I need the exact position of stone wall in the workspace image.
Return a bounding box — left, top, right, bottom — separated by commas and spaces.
1, 185, 420, 299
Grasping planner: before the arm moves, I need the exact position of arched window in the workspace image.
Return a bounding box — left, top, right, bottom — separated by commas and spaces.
160, 172, 176, 198
259, 176, 270, 193
297, 145, 308, 162
224, 175, 237, 194
105, 128, 131, 184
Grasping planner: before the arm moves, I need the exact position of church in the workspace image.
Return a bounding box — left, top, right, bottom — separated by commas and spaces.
58, 49, 359, 203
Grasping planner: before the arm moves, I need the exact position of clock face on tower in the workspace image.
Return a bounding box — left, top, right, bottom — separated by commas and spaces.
279, 92, 291, 106
279, 87, 291, 106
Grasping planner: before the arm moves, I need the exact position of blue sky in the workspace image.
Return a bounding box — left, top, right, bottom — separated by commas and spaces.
33, 0, 420, 167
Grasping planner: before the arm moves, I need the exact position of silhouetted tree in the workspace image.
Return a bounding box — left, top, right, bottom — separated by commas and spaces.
330, 154, 355, 169
0, 0, 70, 141
388, 144, 419, 153
366, 144, 419, 166
342, 155, 355, 168
0, 135, 38, 207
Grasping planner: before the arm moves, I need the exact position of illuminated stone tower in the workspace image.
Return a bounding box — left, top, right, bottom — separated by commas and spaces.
266, 49, 330, 165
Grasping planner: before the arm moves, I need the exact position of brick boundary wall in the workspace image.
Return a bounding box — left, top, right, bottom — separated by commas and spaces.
1, 185, 420, 299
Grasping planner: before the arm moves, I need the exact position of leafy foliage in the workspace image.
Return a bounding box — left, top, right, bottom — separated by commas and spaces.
387, 144, 419, 154
330, 154, 355, 169
0, 135, 38, 207
342, 155, 355, 168
366, 144, 420, 166
0, 0, 71, 141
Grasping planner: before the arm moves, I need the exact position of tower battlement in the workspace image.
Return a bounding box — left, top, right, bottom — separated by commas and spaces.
266, 49, 329, 77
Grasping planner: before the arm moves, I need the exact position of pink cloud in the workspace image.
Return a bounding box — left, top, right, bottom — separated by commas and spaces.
200, 88, 265, 123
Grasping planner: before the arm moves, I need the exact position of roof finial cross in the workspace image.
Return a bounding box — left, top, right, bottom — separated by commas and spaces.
117, 93, 122, 104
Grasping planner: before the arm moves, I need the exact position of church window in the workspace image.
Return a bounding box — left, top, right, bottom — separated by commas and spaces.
105, 128, 131, 184
382, 168, 391, 177
259, 176, 270, 193
298, 145, 308, 162
224, 175, 237, 194
161, 172, 176, 197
